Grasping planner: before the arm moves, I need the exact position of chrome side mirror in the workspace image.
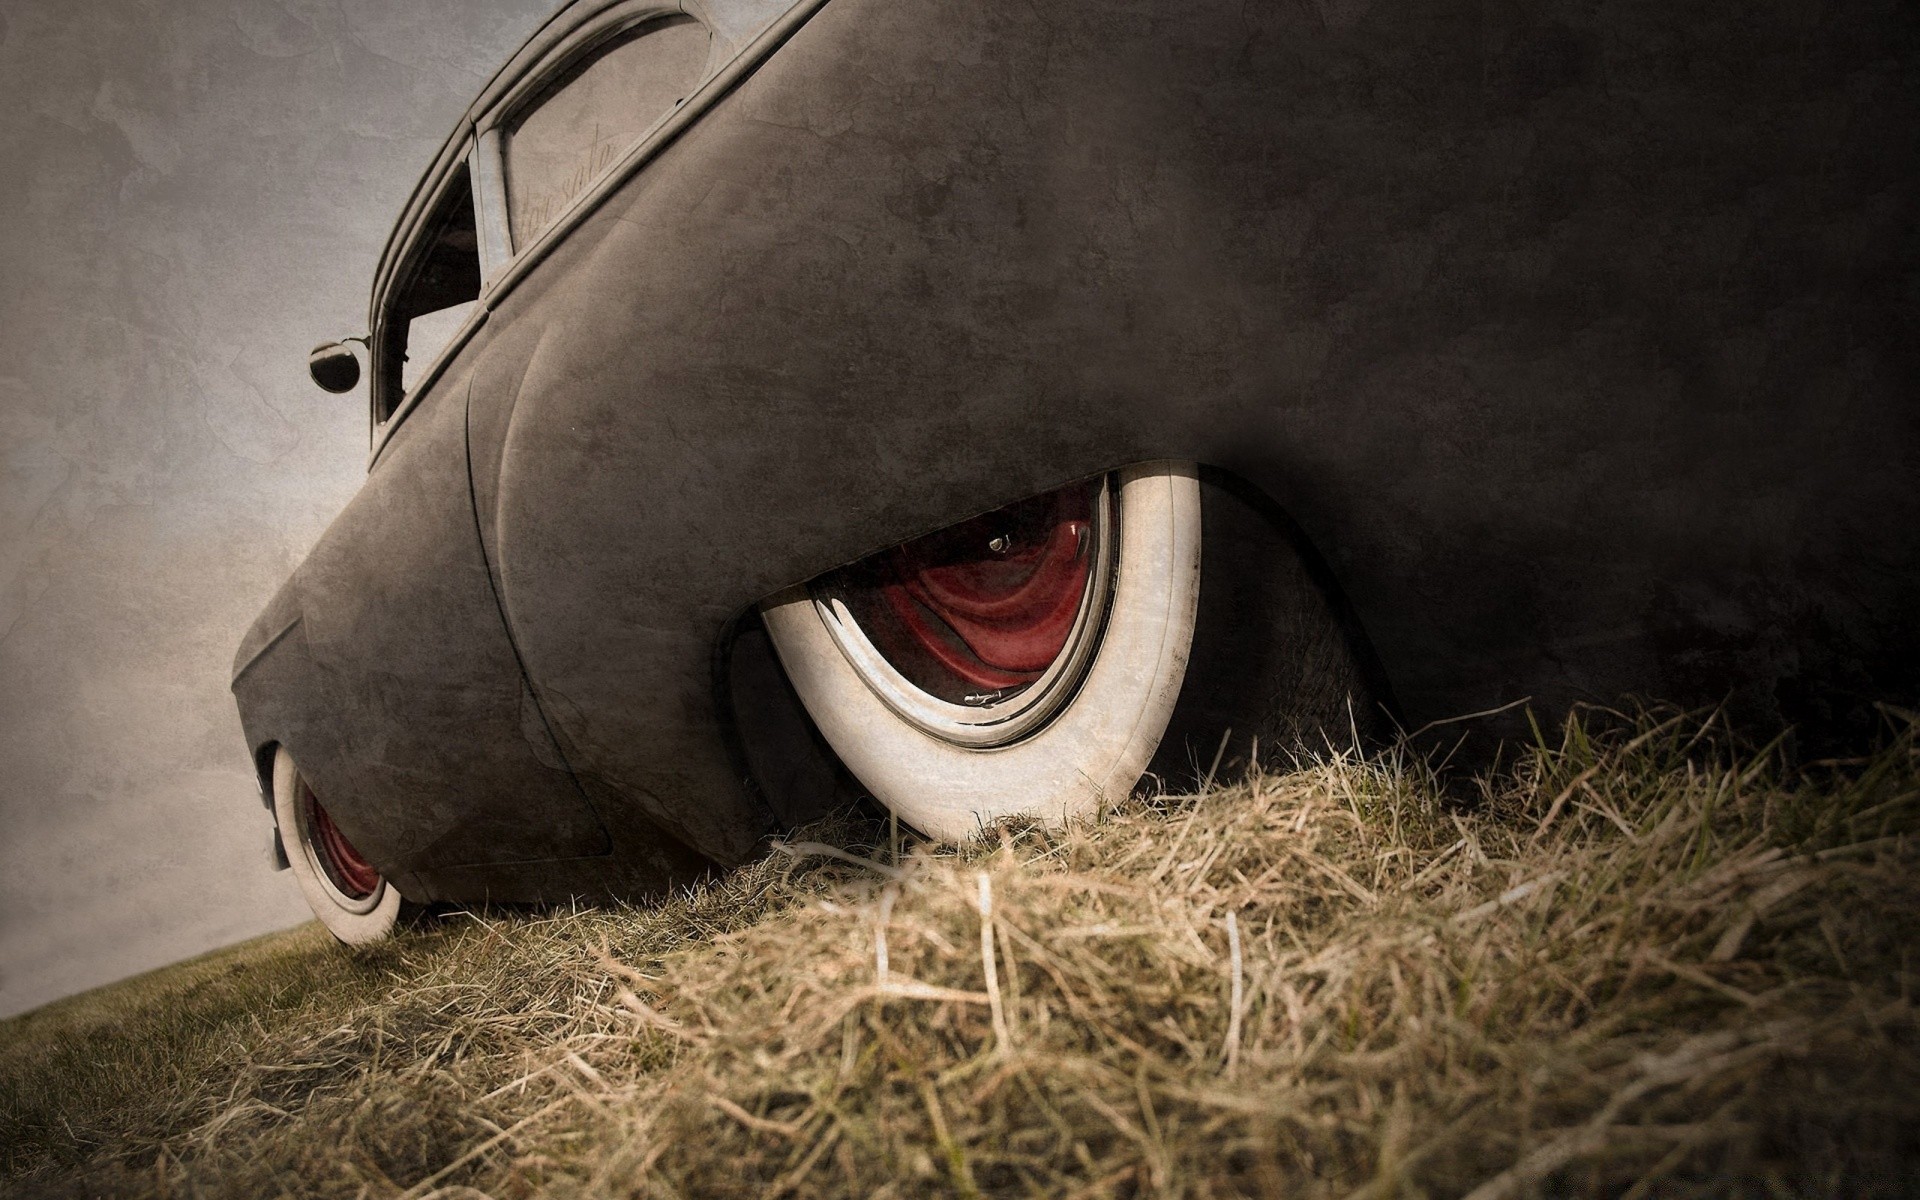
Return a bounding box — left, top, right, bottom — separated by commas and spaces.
307, 341, 363, 393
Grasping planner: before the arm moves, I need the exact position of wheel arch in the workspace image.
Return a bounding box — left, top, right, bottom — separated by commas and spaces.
730, 459, 1406, 825
1188, 463, 1403, 738
252, 739, 281, 812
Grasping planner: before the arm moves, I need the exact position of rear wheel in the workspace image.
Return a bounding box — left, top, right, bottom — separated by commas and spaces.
762, 462, 1202, 839
272, 746, 416, 945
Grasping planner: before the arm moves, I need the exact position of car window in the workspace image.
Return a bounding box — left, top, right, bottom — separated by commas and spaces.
503, 16, 711, 248
376, 163, 482, 421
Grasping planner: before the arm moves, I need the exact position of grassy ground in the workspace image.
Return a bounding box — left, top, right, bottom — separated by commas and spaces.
3, 708, 1917, 1198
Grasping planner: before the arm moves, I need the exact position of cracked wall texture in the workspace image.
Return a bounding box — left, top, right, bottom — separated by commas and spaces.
0, 0, 553, 1018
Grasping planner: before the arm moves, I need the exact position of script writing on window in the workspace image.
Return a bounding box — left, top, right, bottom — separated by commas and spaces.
504, 18, 711, 247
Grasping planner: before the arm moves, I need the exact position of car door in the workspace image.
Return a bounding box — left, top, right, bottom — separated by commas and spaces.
287, 146, 613, 880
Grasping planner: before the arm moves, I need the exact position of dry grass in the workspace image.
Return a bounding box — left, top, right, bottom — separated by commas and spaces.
4, 707, 1917, 1198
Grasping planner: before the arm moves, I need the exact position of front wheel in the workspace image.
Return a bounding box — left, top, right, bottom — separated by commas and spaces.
272, 746, 418, 945
761, 462, 1202, 840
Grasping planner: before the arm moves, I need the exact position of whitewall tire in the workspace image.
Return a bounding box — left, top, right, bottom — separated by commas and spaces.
272, 745, 411, 945
762, 462, 1202, 840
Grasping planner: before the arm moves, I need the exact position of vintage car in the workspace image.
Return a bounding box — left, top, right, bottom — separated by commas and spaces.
235, 0, 1916, 941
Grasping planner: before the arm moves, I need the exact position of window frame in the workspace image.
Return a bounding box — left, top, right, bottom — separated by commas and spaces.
367, 135, 490, 446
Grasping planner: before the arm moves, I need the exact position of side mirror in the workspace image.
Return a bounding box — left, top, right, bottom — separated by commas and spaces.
307, 341, 362, 393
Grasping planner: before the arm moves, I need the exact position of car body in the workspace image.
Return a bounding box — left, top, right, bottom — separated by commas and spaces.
234, 0, 1918, 907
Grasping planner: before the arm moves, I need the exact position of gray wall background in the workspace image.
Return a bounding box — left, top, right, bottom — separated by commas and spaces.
0, 0, 553, 1018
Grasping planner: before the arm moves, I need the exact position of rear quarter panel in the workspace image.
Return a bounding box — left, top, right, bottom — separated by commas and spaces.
478, 0, 1916, 812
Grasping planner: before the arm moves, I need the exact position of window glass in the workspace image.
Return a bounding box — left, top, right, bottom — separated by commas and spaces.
377, 164, 482, 420
402, 301, 477, 394
504, 17, 711, 246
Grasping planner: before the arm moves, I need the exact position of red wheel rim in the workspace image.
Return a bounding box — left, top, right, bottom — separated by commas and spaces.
303, 782, 381, 900
828, 481, 1099, 701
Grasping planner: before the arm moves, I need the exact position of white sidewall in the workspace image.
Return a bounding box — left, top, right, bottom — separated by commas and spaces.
762, 462, 1202, 840
272, 746, 405, 945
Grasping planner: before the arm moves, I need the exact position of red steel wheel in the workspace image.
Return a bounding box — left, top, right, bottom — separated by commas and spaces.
272, 745, 414, 945
824, 480, 1104, 710
883, 483, 1094, 689
304, 784, 381, 900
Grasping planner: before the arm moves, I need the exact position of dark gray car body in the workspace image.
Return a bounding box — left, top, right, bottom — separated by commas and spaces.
233, 0, 1919, 903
